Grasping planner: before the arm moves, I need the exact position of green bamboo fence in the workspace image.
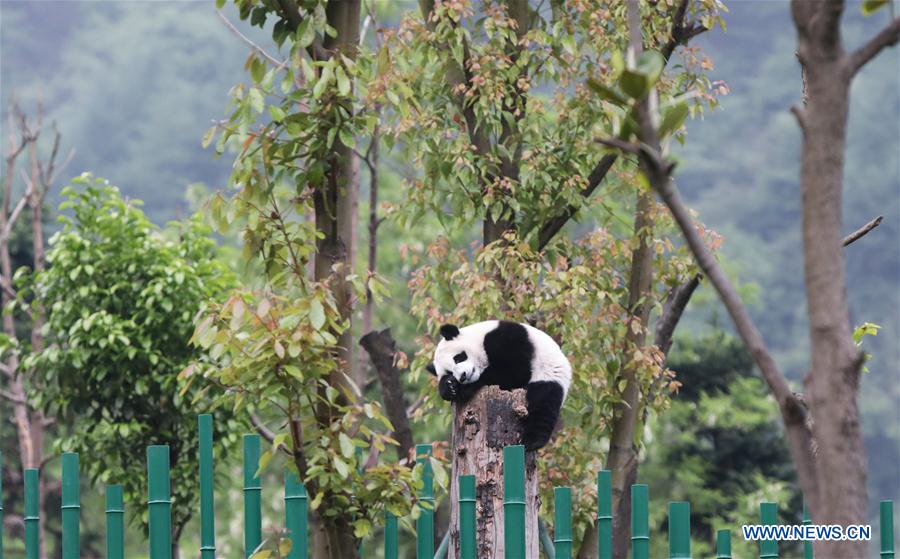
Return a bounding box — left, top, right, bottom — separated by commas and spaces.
0, 418, 895, 559
416, 443, 434, 559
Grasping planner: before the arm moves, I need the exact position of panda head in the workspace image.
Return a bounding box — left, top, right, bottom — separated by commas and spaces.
426, 324, 486, 384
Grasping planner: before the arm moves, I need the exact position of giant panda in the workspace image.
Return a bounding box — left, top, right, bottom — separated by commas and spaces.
426, 320, 572, 450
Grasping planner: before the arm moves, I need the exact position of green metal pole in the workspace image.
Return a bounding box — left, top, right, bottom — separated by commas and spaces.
632, 484, 649, 559
597, 470, 612, 559
285, 471, 308, 559
106, 485, 125, 559
459, 474, 477, 559
243, 434, 262, 558
802, 501, 813, 559
147, 445, 172, 559
384, 511, 399, 559
416, 443, 434, 559
554, 487, 573, 559
881, 500, 895, 559
759, 502, 778, 559
539, 518, 556, 559
24, 468, 39, 559
198, 415, 216, 559
668, 501, 691, 559
61, 453, 81, 559
503, 445, 526, 559
435, 531, 450, 559
715, 530, 731, 559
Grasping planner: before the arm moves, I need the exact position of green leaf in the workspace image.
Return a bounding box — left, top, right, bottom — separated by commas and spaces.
296, 19, 316, 48
619, 69, 649, 99
354, 519, 372, 539
862, 0, 888, 15
587, 79, 627, 106
336, 66, 351, 97
338, 127, 355, 149
313, 64, 333, 99
339, 433, 354, 458
658, 102, 689, 137
248, 88, 265, 114
333, 456, 350, 478
201, 126, 217, 149
635, 50, 665, 88
309, 299, 326, 330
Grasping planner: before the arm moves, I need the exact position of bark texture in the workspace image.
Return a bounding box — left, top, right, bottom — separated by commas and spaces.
787, 2, 897, 555
448, 386, 539, 559
359, 328, 414, 460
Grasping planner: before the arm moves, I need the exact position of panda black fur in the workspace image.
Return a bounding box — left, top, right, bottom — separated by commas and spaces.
426, 320, 572, 450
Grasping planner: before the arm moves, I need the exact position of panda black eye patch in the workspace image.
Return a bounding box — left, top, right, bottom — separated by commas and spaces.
453, 351, 468, 364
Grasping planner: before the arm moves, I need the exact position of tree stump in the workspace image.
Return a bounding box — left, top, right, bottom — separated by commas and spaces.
448, 385, 539, 558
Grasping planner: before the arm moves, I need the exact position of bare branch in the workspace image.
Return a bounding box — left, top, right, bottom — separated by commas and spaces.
654, 274, 702, 355
848, 17, 900, 75
250, 414, 277, 444
216, 10, 287, 68
1, 181, 34, 240
842, 215, 883, 246
0, 389, 28, 405
595, 137, 640, 154
359, 328, 414, 459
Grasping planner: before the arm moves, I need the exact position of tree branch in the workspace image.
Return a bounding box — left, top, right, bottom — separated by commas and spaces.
538, 0, 708, 252
848, 17, 900, 75
0, 388, 29, 405
842, 215, 882, 246
654, 274, 702, 355
417, 0, 492, 157
274, 0, 330, 61
536, 154, 617, 250
660, 0, 709, 61
216, 10, 287, 68
250, 414, 277, 444
359, 328, 414, 460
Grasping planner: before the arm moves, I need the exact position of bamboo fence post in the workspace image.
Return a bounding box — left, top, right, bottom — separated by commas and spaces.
147, 445, 172, 559
61, 453, 80, 559
105, 485, 125, 559
243, 434, 262, 557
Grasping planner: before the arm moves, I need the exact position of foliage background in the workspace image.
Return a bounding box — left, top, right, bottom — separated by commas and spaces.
0, 0, 897, 555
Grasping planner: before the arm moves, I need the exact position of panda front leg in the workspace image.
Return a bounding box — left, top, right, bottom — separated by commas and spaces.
439, 375, 484, 403
523, 381, 564, 451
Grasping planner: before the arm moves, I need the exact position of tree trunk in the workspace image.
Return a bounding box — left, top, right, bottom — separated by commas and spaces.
585, 4, 655, 558
310, 2, 362, 557
359, 329, 414, 461
791, 3, 869, 556
448, 386, 539, 559
313, 514, 357, 559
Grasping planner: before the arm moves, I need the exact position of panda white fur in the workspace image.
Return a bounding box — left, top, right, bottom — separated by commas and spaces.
426, 320, 572, 450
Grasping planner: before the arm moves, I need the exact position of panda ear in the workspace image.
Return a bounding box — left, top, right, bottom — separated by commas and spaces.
426, 363, 437, 376
439, 324, 460, 340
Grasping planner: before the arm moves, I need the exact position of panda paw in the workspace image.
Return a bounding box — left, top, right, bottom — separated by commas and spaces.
521, 430, 551, 451
438, 375, 460, 401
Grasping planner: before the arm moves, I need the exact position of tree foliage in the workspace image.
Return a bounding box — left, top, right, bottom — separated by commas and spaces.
376, 0, 724, 536
188, 1, 422, 550
20, 175, 241, 536
642, 332, 802, 558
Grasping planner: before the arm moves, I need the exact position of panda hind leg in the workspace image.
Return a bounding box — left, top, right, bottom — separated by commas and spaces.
522, 381, 564, 451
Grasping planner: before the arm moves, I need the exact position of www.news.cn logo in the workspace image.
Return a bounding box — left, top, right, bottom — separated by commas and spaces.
742, 524, 872, 541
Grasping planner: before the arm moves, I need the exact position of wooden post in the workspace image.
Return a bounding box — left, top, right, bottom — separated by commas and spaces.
448, 386, 539, 558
